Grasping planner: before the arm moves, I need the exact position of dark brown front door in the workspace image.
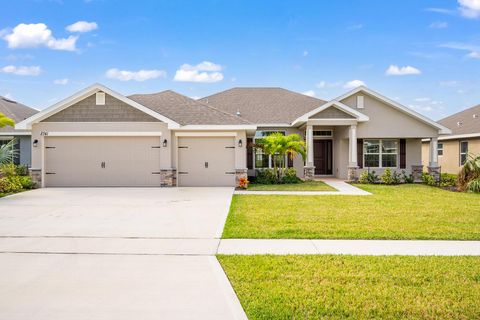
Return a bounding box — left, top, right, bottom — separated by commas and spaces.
314, 140, 333, 175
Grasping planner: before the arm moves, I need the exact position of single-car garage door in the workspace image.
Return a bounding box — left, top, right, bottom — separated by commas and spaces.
44, 136, 161, 187
177, 137, 235, 187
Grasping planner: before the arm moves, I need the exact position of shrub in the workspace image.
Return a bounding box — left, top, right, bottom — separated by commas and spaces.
457, 153, 480, 191
422, 173, 437, 186
0, 177, 22, 193
15, 165, 29, 176
381, 168, 394, 185
0, 163, 17, 178
440, 173, 457, 187
18, 176, 35, 189
392, 170, 402, 184
358, 171, 369, 184
359, 170, 379, 184
256, 169, 277, 184
401, 170, 414, 183
281, 168, 301, 184
466, 178, 480, 193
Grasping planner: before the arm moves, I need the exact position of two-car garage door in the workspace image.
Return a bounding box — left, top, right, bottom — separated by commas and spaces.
45, 136, 162, 187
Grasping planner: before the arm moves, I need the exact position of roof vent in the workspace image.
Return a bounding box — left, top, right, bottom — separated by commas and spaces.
236, 109, 241, 116
1, 97, 16, 104
474, 114, 478, 119
457, 121, 463, 127
96, 92, 105, 105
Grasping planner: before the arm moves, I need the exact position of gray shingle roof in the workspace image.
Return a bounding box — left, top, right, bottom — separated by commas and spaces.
438, 104, 480, 135
0, 96, 38, 133
128, 90, 252, 125
200, 87, 327, 124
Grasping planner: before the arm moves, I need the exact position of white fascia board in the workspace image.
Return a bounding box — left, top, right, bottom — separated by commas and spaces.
15, 83, 180, 130
292, 100, 369, 126
255, 123, 292, 127
176, 125, 257, 130
0, 131, 31, 136
334, 86, 452, 135
432, 132, 480, 141
46, 132, 162, 137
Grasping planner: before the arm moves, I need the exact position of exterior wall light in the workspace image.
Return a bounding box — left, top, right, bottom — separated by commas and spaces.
163, 139, 168, 147
33, 139, 38, 147
238, 139, 243, 147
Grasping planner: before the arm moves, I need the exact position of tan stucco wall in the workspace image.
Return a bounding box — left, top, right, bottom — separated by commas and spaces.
31, 122, 171, 170
422, 138, 480, 174
341, 93, 439, 138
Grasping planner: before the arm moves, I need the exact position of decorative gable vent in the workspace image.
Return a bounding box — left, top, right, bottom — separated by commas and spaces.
457, 121, 463, 127
96, 92, 105, 105
356, 95, 364, 109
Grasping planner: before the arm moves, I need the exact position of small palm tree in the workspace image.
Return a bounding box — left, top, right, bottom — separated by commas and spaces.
256, 133, 306, 179
0, 112, 14, 128
0, 113, 16, 165
457, 153, 480, 192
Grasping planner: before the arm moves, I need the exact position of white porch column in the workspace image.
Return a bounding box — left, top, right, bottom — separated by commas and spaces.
429, 137, 438, 167
306, 125, 314, 167
348, 124, 358, 167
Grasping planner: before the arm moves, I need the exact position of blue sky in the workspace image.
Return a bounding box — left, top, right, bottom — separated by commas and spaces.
0, 0, 479, 120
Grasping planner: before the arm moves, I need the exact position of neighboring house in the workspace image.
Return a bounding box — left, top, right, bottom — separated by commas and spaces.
0, 96, 38, 166
422, 104, 480, 174
16, 84, 449, 187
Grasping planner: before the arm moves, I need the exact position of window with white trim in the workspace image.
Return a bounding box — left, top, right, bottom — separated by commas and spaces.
313, 130, 332, 137
437, 143, 443, 156
363, 139, 398, 168
253, 131, 286, 169
460, 141, 468, 165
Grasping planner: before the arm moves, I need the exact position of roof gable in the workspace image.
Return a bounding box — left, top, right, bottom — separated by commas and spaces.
335, 86, 451, 134
293, 100, 369, 125
310, 106, 356, 119
0, 96, 38, 133
16, 84, 180, 130
438, 104, 480, 135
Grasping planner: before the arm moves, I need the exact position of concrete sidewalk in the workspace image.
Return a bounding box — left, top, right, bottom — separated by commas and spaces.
218, 239, 480, 256
235, 178, 371, 195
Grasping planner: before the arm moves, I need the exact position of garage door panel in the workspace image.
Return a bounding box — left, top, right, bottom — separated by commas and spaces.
178, 137, 235, 187
45, 136, 161, 187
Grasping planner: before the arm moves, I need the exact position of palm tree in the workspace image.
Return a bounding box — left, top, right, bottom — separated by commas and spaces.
457, 153, 480, 192
0, 112, 14, 128
255, 133, 306, 179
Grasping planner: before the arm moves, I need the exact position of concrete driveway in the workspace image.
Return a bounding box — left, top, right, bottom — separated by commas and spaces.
0, 188, 247, 320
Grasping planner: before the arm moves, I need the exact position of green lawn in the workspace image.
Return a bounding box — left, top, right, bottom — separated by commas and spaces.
218, 255, 480, 320
247, 180, 336, 191
223, 184, 480, 239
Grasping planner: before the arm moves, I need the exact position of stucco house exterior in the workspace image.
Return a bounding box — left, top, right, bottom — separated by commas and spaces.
422, 104, 480, 174
16, 83, 450, 187
0, 96, 38, 166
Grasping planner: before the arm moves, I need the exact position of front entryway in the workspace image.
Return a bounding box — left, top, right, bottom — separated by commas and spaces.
313, 139, 333, 175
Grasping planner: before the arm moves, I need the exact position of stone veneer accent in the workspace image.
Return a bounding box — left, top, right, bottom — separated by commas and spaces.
29, 168, 42, 188
427, 166, 441, 183
160, 169, 177, 187
411, 165, 424, 183
347, 166, 358, 182
235, 168, 248, 188
304, 166, 315, 181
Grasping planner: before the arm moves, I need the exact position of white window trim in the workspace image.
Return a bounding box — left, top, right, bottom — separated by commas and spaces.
437, 142, 444, 157
460, 140, 468, 165
363, 139, 399, 169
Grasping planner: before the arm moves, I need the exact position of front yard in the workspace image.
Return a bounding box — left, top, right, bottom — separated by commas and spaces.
223, 184, 480, 239
218, 255, 480, 320
246, 180, 336, 191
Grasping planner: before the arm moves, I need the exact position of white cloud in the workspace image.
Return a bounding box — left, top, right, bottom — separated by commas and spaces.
414, 97, 430, 102
385, 65, 421, 76
66, 21, 98, 33
3, 23, 77, 51
0, 65, 41, 76
302, 90, 316, 97
348, 23, 363, 30
315, 81, 342, 88
302, 50, 309, 57
105, 68, 167, 81
429, 21, 448, 28
54, 78, 69, 85
174, 61, 224, 83
458, 0, 480, 18
439, 42, 480, 58
3, 93, 14, 100
439, 80, 460, 87
190, 96, 201, 100
467, 51, 480, 58
343, 80, 366, 89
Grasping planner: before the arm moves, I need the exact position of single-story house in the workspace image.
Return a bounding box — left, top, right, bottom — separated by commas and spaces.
16, 83, 450, 187
422, 104, 480, 174
0, 96, 38, 166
